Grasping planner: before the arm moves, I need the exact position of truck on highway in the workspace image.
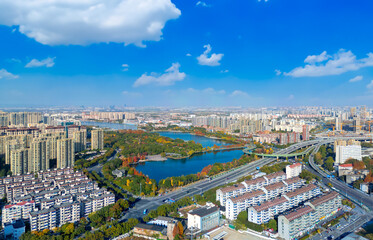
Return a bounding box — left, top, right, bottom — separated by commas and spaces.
143, 209, 148, 215
256, 167, 260, 170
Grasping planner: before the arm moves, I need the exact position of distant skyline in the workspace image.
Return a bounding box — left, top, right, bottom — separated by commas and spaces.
1, 0, 373, 107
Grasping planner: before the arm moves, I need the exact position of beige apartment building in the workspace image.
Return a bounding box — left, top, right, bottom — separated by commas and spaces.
91, 129, 104, 150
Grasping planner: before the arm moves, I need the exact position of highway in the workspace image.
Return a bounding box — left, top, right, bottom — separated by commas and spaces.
120, 140, 321, 221
308, 144, 373, 210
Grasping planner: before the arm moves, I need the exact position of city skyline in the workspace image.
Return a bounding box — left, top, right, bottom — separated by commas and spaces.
1, 0, 373, 107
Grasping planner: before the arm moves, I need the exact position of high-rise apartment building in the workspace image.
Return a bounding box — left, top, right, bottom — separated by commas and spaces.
28, 139, 49, 172
57, 138, 74, 169
91, 129, 104, 150
302, 125, 309, 141
72, 129, 87, 153
10, 149, 29, 175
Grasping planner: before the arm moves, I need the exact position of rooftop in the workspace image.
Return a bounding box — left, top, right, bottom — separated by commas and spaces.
284, 176, 302, 185
230, 190, 265, 204
281, 205, 314, 221
285, 184, 318, 198
264, 182, 286, 191
308, 191, 339, 207
288, 163, 302, 168
135, 223, 166, 232
265, 171, 286, 180
253, 196, 288, 212
220, 184, 245, 193
188, 205, 219, 217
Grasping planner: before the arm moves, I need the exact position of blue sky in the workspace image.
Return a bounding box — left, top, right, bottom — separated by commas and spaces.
0, 0, 373, 107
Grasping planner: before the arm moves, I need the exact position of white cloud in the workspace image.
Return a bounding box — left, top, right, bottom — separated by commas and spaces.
258, 0, 269, 2
134, 63, 186, 87
0, 69, 19, 79
186, 53, 192, 57
196, 1, 211, 7
25, 57, 55, 68
367, 80, 373, 89
287, 94, 295, 100
122, 64, 129, 71
275, 69, 281, 76
197, 44, 224, 66
349, 75, 363, 83
220, 70, 229, 73
304, 51, 331, 64
0, 0, 181, 46
230, 90, 249, 97
284, 49, 373, 77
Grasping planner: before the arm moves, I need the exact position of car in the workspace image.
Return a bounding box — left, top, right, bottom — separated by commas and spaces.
143, 209, 148, 214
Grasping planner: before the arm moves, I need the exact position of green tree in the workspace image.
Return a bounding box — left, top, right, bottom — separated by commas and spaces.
268, 219, 277, 231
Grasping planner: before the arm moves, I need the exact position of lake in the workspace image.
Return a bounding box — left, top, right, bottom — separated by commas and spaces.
135, 132, 243, 181
81, 121, 137, 130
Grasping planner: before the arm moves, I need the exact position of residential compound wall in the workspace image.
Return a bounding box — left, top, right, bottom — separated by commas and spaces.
1, 168, 115, 231
278, 191, 342, 240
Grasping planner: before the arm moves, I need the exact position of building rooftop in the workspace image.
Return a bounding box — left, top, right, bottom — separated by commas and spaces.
264, 182, 286, 191
339, 164, 353, 168
219, 184, 245, 193
308, 191, 339, 207
4, 219, 25, 229
265, 171, 286, 180
230, 190, 265, 204
188, 205, 219, 217
284, 176, 302, 185
244, 177, 266, 186
253, 196, 288, 212
135, 223, 166, 232
288, 163, 302, 168
281, 205, 314, 221
285, 184, 318, 198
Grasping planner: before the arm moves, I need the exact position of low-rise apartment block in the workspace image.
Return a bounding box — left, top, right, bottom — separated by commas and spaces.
278, 192, 342, 240
216, 171, 287, 206
1, 168, 115, 232
247, 184, 320, 224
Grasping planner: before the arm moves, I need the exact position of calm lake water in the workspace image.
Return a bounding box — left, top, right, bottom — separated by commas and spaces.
135, 132, 243, 181
81, 121, 137, 130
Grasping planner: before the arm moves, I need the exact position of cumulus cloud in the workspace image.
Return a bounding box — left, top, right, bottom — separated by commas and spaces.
196, 1, 211, 7
230, 90, 249, 97
221, 70, 229, 73
304, 51, 331, 64
367, 80, 373, 89
122, 64, 129, 71
197, 44, 224, 66
275, 69, 282, 76
186, 53, 192, 57
349, 75, 363, 83
0, 0, 181, 46
284, 49, 373, 77
0, 69, 19, 79
134, 63, 186, 87
25, 57, 55, 68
